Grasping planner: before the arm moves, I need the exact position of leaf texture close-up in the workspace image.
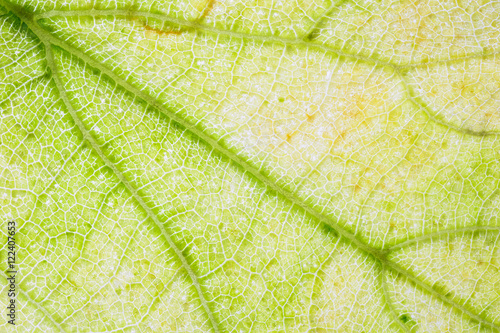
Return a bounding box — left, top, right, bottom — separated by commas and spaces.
1, 0, 500, 332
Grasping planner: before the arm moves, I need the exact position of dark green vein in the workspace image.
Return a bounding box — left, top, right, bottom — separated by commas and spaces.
300, 0, 347, 41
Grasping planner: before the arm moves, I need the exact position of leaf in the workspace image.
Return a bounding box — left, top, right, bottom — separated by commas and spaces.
0, 0, 499, 331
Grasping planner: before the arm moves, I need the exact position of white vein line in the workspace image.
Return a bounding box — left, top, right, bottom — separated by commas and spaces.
0, 274, 68, 332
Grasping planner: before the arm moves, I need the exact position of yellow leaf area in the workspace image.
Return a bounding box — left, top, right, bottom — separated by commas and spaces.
0, 0, 499, 332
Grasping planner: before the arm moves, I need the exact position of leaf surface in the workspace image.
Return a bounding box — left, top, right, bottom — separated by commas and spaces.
0, 0, 500, 332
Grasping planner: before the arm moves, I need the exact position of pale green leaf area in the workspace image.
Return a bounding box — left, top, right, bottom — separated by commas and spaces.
0, 0, 499, 331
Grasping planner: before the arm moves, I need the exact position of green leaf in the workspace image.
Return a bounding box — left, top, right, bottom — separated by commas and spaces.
1, 0, 499, 331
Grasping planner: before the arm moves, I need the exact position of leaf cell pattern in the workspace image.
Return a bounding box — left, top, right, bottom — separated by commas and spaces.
0, 0, 499, 332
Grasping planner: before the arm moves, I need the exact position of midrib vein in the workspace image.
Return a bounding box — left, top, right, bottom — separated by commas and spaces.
5, 0, 388, 262
3, 2, 500, 331
50, 49, 221, 331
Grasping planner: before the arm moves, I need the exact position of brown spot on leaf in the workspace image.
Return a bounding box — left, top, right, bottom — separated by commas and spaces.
306, 113, 315, 121
143, 24, 183, 39
198, 0, 217, 20
130, 17, 183, 39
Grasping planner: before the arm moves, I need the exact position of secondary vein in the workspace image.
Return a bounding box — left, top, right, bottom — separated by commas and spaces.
45, 44, 221, 332
0, 3, 221, 331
